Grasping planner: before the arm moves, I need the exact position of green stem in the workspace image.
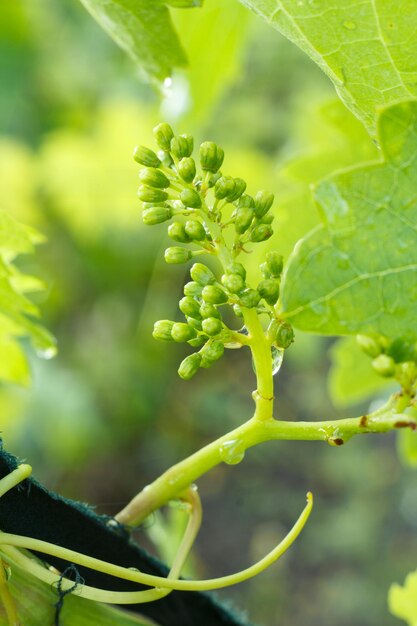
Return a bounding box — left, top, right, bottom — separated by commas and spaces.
243, 307, 274, 420
116, 394, 413, 527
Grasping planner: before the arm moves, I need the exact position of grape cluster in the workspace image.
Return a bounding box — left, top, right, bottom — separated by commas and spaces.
134, 123, 294, 379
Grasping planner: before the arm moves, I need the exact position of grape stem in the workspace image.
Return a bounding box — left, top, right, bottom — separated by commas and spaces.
115, 390, 415, 527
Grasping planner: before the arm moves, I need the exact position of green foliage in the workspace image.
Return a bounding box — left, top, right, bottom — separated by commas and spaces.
78, 0, 190, 82
3, 1, 417, 625
0, 212, 55, 386
238, 0, 417, 135
0, 553, 152, 626
328, 337, 391, 408
389, 568, 417, 625
171, 0, 250, 125
281, 100, 417, 342
264, 99, 379, 262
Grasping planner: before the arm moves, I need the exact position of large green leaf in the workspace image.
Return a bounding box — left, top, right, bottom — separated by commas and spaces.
267, 98, 378, 260
238, 0, 417, 135
79, 0, 189, 82
171, 0, 250, 126
0, 551, 154, 626
280, 100, 417, 341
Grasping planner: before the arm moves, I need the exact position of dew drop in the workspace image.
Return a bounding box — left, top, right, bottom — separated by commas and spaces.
219, 439, 245, 465
343, 20, 357, 30
36, 345, 57, 360
272, 346, 284, 376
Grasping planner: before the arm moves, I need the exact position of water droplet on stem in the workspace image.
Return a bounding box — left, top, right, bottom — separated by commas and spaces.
272, 346, 284, 376
219, 439, 245, 465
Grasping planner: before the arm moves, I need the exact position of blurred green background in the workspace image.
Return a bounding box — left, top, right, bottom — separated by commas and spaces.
1, 1, 416, 625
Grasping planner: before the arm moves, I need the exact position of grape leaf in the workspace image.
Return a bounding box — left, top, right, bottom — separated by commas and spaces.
171, 0, 250, 126
0, 212, 56, 385
389, 568, 417, 625
267, 98, 378, 259
238, 0, 417, 135
78, 0, 188, 82
328, 337, 391, 408
280, 100, 417, 341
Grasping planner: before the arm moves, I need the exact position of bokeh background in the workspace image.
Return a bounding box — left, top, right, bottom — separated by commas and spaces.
1, 2, 416, 625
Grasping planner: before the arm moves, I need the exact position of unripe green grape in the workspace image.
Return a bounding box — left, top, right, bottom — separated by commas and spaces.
190, 263, 215, 286
138, 185, 168, 203
372, 354, 396, 377
153, 320, 175, 342
386, 337, 417, 363
266, 252, 284, 277
178, 157, 196, 183
202, 317, 223, 336
164, 247, 192, 264
356, 334, 382, 358
199, 302, 221, 319
139, 167, 170, 189
254, 190, 274, 218
228, 178, 247, 202
257, 278, 280, 306
154, 123, 174, 151
186, 316, 202, 330
397, 361, 417, 385
202, 284, 228, 305
214, 176, 234, 200
184, 281, 202, 298
200, 340, 224, 367
260, 213, 274, 225
234, 206, 254, 234
185, 220, 206, 241
222, 273, 245, 294
171, 322, 196, 342
200, 141, 224, 173
180, 188, 201, 209
142, 206, 172, 226
260, 262, 271, 278
188, 336, 206, 348
133, 145, 161, 168
227, 262, 246, 280
171, 134, 194, 159
250, 224, 273, 242
269, 321, 294, 349
168, 221, 191, 243
238, 288, 261, 308
179, 296, 201, 318
178, 353, 201, 380
238, 194, 255, 209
